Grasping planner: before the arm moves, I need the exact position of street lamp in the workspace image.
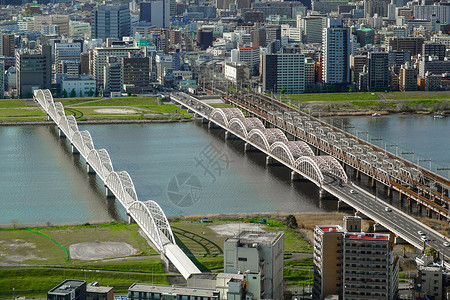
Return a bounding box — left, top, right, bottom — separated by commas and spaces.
418, 158, 432, 171
401, 151, 415, 163
385, 143, 398, 156
357, 130, 369, 141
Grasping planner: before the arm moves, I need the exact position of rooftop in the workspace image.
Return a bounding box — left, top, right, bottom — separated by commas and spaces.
228, 230, 284, 246
48, 280, 85, 295
129, 283, 219, 297
87, 282, 113, 294
345, 232, 389, 241
317, 225, 342, 233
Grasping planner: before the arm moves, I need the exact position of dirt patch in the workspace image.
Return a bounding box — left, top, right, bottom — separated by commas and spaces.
93, 108, 138, 114
209, 223, 265, 236
69, 242, 137, 260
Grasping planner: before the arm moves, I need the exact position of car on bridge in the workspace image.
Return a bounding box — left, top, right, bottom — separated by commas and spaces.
444, 242, 450, 247
350, 189, 357, 194
385, 207, 392, 212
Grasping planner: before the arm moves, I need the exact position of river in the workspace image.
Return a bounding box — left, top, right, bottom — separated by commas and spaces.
0, 114, 448, 225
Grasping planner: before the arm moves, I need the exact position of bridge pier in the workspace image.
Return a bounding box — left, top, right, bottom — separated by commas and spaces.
105, 186, 115, 198
337, 200, 353, 211
201, 117, 209, 124
266, 156, 276, 166
225, 131, 238, 140
58, 128, 66, 138
418, 204, 423, 217
427, 207, 432, 218
371, 178, 376, 188
71, 144, 79, 154
291, 171, 303, 181
355, 211, 371, 220
387, 186, 392, 198
208, 121, 219, 129
127, 213, 135, 224
355, 169, 360, 180
394, 236, 409, 244
244, 142, 257, 152
373, 223, 388, 232
86, 163, 95, 174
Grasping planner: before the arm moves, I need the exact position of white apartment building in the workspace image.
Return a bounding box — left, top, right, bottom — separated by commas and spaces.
231, 46, 260, 75
414, 5, 450, 25
322, 19, 350, 84
262, 53, 305, 94
70, 21, 91, 39
61, 74, 96, 97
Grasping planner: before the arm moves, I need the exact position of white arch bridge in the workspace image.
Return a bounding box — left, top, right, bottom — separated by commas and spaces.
174, 93, 348, 188
33, 90, 200, 279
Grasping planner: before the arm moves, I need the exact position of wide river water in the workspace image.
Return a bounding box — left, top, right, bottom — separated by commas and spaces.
0, 114, 448, 225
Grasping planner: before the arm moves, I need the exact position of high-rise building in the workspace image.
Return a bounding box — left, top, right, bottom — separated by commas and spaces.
414, 5, 450, 26
298, 15, 325, 44
322, 19, 350, 84
231, 46, 260, 76
364, 0, 389, 17
313, 217, 399, 300
122, 51, 150, 87
91, 46, 140, 90
140, 1, 170, 28
350, 54, 368, 87
55, 43, 82, 74
33, 15, 70, 36
80, 52, 90, 75
368, 52, 390, 91
224, 231, 284, 300
399, 62, 417, 91
16, 45, 52, 97
1, 34, 15, 57
251, 28, 266, 47
103, 56, 123, 96
262, 53, 306, 94
422, 42, 446, 61
312, 225, 343, 299
386, 37, 424, 56
305, 57, 315, 84
196, 29, 213, 50
91, 5, 131, 40
0, 60, 4, 99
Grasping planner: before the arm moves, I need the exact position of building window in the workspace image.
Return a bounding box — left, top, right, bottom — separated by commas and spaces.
238, 257, 247, 261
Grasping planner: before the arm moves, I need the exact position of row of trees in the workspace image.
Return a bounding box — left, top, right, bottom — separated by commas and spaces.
61, 89, 95, 98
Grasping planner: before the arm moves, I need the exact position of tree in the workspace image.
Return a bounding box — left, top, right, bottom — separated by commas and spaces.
424, 246, 436, 258
79, 90, 83, 98
286, 215, 298, 229
70, 89, 76, 98
87, 89, 94, 97
62, 89, 68, 98
10, 219, 18, 229
282, 291, 293, 300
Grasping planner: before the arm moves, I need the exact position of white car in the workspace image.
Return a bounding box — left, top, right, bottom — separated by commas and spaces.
385, 207, 392, 212
350, 190, 357, 194
421, 235, 428, 241
444, 242, 450, 247
418, 231, 424, 235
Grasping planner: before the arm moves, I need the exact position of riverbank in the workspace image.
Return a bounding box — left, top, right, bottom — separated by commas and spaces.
0, 118, 193, 126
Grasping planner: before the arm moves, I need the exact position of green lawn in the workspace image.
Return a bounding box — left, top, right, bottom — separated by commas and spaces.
0, 108, 46, 117
283, 92, 381, 102
382, 91, 450, 100
284, 268, 313, 286
0, 268, 169, 298
0, 100, 30, 108
284, 257, 313, 268
67, 258, 165, 273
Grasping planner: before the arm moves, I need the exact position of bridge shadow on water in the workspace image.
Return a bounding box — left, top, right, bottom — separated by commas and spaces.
194, 120, 339, 213
44, 125, 123, 222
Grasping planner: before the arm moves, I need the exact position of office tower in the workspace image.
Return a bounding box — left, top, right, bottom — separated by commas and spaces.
368, 52, 389, 91
265, 25, 281, 44
312, 0, 350, 14
122, 51, 150, 87
196, 29, 213, 50
414, 5, 450, 25
298, 16, 325, 44
304, 57, 315, 84
231, 46, 260, 75
140, 1, 170, 28
224, 231, 284, 300
386, 37, 424, 56
322, 19, 350, 84
262, 53, 306, 94
91, 5, 131, 40
16, 45, 52, 97
33, 15, 70, 36
91, 46, 140, 90
0, 60, 4, 99
103, 56, 123, 96
54, 43, 82, 74
399, 62, 417, 91
69, 21, 91, 39
350, 54, 368, 87
422, 42, 446, 61
1, 34, 15, 57
364, 0, 389, 17
251, 28, 266, 47
80, 52, 90, 75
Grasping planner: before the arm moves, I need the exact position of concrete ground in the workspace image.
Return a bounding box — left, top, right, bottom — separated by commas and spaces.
69, 242, 137, 260
209, 223, 265, 236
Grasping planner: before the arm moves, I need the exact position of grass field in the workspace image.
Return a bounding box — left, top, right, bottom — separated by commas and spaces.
0, 97, 192, 122
0, 268, 169, 298
282, 92, 381, 102
382, 91, 450, 100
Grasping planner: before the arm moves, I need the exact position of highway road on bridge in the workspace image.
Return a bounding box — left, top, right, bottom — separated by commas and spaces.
325, 176, 450, 259
172, 92, 450, 263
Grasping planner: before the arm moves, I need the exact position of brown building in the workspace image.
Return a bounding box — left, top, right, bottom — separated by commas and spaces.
400, 62, 417, 91
350, 54, 368, 87
386, 37, 424, 56
244, 11, 264, 24
80, 52, 90, 75
170, 30, 182, 45
2, 34, 15, 57
33, 15, 70, 36
122, 51, 150, 87
86, 282, 114, 300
